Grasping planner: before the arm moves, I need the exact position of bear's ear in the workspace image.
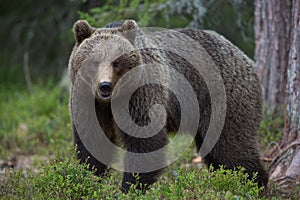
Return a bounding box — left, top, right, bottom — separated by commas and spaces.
73, 20, 95, 45
118, 20, 138, 45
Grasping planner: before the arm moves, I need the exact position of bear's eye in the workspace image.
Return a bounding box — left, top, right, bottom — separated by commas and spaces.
112, 55, 125, 70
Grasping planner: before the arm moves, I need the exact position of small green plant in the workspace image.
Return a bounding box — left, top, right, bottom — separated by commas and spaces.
1, 158, 271, 200
259, 108, 284, 149
1, 158, 100, 199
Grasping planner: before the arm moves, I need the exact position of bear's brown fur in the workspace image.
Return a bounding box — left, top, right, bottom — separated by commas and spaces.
68, 20, 268, 192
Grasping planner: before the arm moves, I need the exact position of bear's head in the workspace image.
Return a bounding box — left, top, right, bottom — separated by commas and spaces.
69, 20, 141, 102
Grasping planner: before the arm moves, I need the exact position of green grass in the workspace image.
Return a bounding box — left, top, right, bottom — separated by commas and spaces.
258, 108, 284, 149
0, 81, 290, 199
0, 82, 71, 158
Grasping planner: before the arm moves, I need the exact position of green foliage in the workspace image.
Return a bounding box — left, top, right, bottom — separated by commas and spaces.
1, 158, 101, 199
78, 0, 168, 27
0, 82, 71, 158
1, 159, 267, 200
259, 108, 284, 149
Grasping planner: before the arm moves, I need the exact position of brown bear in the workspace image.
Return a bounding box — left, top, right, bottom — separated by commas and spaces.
68, 20, 268, 193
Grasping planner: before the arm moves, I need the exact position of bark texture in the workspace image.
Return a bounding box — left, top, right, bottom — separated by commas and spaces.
254, 0, 292, 114
268, 0, 300, 194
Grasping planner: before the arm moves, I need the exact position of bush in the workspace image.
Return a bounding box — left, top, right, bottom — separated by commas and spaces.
1, 158, 268, 200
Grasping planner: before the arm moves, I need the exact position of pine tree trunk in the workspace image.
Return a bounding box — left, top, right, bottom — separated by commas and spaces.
254, 0, 292, 115
268, 0, 300, 194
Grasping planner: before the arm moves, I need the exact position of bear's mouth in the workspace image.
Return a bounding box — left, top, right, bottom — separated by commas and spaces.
97, 90, 112, 101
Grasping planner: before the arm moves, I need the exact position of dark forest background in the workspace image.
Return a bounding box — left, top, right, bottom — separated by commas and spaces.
0, 0, 254, 85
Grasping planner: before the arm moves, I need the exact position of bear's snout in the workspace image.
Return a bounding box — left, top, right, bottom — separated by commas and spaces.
97, 81, 113, 100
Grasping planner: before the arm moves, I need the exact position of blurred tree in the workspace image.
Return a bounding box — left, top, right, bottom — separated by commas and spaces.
254, 0, 292, 115
0, 0, 82, 84
256, 0, 300, 194
162, 0, 255, 57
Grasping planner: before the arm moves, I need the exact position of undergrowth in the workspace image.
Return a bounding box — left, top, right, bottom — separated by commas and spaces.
1, 158, 266, 200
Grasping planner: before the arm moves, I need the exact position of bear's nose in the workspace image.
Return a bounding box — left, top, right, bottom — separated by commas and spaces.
99, 82, 112, 94
99, 82, 113, 99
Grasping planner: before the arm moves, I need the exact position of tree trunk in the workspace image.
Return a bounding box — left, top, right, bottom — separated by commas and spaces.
254, 0, 292, 115
268, 0, 300, 194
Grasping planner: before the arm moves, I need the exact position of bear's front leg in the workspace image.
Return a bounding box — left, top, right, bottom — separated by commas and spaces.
73, 124, 112, 178
120, 129, 168, 193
